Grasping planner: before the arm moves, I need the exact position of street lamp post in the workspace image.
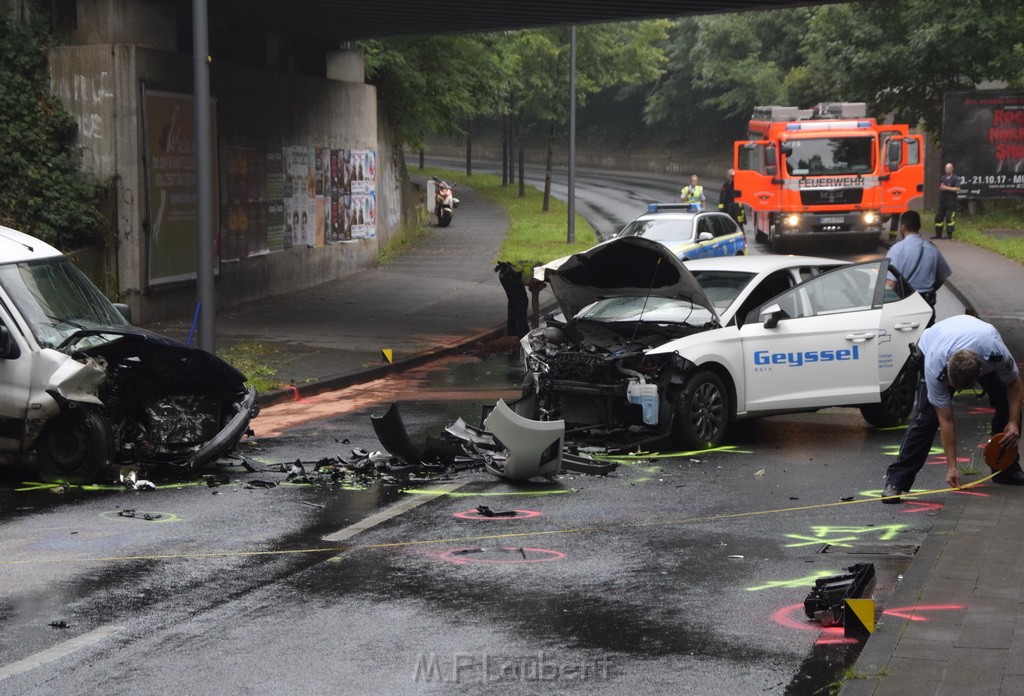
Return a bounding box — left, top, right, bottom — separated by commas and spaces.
193, 0, 215, 352
567, 25, 576, 244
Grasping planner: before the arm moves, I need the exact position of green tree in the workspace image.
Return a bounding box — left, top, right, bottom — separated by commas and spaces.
512, 21, 670, 210
0, 17, 105, 248
645, 9, 826, 128
645, 1, 1024, 144
803, 0, 1024, 139
361, 34, 511, 149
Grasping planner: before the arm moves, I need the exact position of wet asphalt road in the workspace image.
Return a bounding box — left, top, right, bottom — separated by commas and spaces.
0, 339, 998, 695
421, 156, 693, 242
0, 168, 966, 694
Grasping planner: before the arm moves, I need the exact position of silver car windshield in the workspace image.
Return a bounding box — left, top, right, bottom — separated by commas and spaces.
0, 257, 129, 349
577, 296, 715, 326
618, 218, 694, 241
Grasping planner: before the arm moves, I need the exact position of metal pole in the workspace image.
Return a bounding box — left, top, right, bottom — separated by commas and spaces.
567, 25, 576, 244
193, 0, 215, 352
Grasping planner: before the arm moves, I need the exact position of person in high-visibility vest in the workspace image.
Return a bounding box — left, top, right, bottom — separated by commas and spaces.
680, 174, 706, 210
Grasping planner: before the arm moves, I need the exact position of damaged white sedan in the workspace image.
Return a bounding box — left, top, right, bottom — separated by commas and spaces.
0, 226, 258, 483
520, 237, 931, 449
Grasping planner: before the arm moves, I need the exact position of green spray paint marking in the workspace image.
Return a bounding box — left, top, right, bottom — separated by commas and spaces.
882, 444, 943, 457
747, 570, 837, 592
602, 444, 753, 461
783, 523, 907, 548
15, 479, 208, 493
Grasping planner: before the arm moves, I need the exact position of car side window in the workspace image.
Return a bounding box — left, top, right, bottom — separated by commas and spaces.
884, 264, 915, 302
710, 215, 733, 238
751, 263, 882, 322
907, 139, 920, 165
737, 271, 795, 326
696, 218, 713, 239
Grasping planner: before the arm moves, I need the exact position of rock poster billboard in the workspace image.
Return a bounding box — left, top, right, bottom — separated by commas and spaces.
143, 90, 218, 285
943, 90, 1024, 197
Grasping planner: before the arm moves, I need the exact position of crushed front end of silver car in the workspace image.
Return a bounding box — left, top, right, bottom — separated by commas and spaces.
57, 327, 259, 477
0, 228, 259, 483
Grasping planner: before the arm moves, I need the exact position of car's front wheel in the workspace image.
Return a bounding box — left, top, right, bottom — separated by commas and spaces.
860, 365, 917, 427
671, 370, 730, 449
36, 409, 115, 484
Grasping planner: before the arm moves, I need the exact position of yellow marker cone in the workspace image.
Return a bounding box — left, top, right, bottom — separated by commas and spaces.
381, 348, 393, 364
844, 598, 875, 638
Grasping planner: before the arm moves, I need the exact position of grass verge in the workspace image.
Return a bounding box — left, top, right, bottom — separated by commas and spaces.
952, 199, 1024, 264
218, 342, 281, 394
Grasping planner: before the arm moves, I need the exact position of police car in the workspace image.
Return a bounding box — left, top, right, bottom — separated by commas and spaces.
615, 203, 746, 260
520, 237, 931, 449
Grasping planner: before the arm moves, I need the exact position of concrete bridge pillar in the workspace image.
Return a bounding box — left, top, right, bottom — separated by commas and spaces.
326, 47, 365, 83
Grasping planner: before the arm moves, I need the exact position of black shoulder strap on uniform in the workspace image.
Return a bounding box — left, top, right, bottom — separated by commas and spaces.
904, 242, 927, 288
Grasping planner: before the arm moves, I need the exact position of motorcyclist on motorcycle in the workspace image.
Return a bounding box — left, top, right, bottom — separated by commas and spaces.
433, 177, 459, 227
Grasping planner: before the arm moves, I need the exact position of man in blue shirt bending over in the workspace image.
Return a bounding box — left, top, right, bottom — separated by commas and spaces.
882, 314, 1024, 502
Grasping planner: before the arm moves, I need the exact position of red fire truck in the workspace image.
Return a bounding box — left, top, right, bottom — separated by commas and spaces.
733, 102, 923, 253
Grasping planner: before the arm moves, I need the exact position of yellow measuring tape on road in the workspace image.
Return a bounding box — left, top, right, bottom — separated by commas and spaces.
0, 471, 1000, 566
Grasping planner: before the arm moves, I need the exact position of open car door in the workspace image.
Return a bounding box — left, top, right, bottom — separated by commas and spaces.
881, 134, 925, 216
738, 260, 893, 413
734, 140, 780, 213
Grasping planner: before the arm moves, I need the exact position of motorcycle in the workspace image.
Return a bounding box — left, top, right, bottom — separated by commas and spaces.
433, 177, 459, 227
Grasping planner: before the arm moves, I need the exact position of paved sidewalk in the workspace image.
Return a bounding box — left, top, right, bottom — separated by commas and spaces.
841, 237, 1024, 696
144, 176, 536, 406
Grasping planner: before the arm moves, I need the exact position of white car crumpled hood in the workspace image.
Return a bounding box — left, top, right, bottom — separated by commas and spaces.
536, 236, 718, 321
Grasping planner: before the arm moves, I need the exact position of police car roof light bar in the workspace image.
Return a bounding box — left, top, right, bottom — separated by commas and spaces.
648, 203, 700, 213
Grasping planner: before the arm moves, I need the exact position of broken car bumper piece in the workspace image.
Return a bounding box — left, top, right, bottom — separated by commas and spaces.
482, 399, 564, 481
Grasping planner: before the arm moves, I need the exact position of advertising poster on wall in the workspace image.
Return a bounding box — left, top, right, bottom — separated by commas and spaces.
348, 149, 377, 238
219, 141, 374, 255
943, 90, 1024, 197
223, 145, 272, 261
283, 146, 319, 248
265, 149, 285, 252
350, 192, 376, 238
143, 90, 219, 285
314, 148, 327, 246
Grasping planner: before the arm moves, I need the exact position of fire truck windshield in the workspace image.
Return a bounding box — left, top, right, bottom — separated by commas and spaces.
784, 137, 874, 177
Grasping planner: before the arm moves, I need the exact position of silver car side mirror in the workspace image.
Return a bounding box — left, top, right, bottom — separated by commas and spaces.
760, 303, 784, 329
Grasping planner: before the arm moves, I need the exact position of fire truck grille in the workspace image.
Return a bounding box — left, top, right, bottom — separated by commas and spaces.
800, 189, 863, 206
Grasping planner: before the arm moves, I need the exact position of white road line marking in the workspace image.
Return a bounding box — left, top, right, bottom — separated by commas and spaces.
322, 482, 466, 542
0, 625, 124, 682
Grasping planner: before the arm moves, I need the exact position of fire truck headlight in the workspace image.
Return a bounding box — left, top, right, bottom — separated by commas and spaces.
863, 212, 877, 225
784, 214, 800, 227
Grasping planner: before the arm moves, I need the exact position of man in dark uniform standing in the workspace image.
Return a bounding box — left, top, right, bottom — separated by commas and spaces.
882, 314, 1024, 503
718, 168, 745, 232
933, 162, 962, 239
